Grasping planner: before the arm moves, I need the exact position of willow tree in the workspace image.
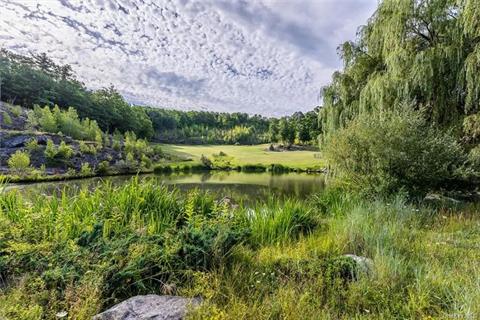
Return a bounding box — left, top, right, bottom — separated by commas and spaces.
319, 0, 480, 140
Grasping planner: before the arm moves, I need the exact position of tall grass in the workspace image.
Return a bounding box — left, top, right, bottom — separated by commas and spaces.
1, 177, 480, 319
241, 198, 318, 246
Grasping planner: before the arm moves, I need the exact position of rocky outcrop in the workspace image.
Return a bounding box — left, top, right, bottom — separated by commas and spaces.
93, 295, 201, 320
343, 254, 374, 276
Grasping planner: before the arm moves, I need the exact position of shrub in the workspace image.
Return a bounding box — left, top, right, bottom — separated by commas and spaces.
241, 164, 267, 172
269, 164, 291, 173
200, 154, 213, 169
25, 138, 40, 153
9, 105, 22, 117
2, 112, 12, 125
97, 161, 110, 175
57, 141, 74, 159
323, 106, 465, 196
44, 139, 58, 160
79, 141, 97, 155
141, 154, 152, 169
29, 105, 103, 141
80, 163, 92, 175
7, 151, 31, 173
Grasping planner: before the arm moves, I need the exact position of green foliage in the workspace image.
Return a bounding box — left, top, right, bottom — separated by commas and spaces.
200, 154, 213, 169
324, 106, 465, 195
25, 138, 40, 153
0, 50, 153, 139
140, 154, 152, 169
124, 131, 152, 158
2, 111, 12, 125
241, 198, 317, 246
57, 141, 74, 159
79, 141, 97, 155
29, 105, 102, 141
279, 118, 295, 145
319, 0, 480, 139
7, 151, 30, 173
44, 139, 58, 160
97, 161, 110, 175
80, 163, 92, 175
9, 104, 22, 117
241, 164, 267, 172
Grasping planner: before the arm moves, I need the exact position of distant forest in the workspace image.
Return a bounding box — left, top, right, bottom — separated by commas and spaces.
0, 49, 320, 145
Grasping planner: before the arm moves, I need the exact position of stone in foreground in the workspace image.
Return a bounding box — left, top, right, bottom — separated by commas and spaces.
343, 254, 374, 276
93, 295, 201, 320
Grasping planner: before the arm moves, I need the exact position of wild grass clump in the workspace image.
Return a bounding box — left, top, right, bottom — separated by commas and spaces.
240, 198, 318, 246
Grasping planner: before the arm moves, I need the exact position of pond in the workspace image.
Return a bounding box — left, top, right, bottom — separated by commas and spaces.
7, 171, 326, 203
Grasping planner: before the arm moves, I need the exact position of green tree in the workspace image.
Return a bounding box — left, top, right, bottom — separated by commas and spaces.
319, 0, 480, 140
268, 120, 279, 143
279, 119, 295, 145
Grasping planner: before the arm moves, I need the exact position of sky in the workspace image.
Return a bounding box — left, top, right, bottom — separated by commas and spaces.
0, 0, 377, 116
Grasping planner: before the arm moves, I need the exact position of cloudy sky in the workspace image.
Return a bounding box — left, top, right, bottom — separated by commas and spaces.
0, 0, 377, 116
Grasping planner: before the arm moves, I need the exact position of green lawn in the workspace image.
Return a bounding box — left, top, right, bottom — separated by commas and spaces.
159, 144, 325, 169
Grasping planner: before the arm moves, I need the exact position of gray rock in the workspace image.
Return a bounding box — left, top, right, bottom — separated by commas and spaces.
424, 193, 461, 206
93, 295, 201, 320
1, 134, 32, 148
343, 254, 374, 276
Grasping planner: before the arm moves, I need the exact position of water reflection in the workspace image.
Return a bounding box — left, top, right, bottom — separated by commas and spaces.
7, 171, 325, 203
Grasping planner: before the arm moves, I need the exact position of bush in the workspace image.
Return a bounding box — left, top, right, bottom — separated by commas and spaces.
97, 160, 110, 175
200, 154, 213, 169
241, 164, 267, 172
2, 112, 12, 125
29, 105, 103, 141
79, 141, 97, 155
25, 138, 40, 153
7, 151, 31, 173
80, 163, 92, 175
57, 141, 74, 159
323, 106, 465, 196
44, 139, 58, 160
141, 154, 152, 169
9, 105, 22, 117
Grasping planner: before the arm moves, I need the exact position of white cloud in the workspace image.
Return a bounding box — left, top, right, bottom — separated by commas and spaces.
0, 0, 377, 116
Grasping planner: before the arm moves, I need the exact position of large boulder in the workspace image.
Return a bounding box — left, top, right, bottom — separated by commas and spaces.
93, 295, 201, 320
343, 254, 374, 276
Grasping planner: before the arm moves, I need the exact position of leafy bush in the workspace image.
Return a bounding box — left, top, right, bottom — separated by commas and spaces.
2, 111, 12, 125
25, 138, 40, 153
80, 163, 92, 175
79, 141, 97, 155
241, 164, 267, 172
29, 105, 103, 141
323, 107, 465, 196
97, 161, 110, 175
44, 139, 58, 160
7, 151, 31, 173
57, 141, 74, 159
200, 154, 213, 169
9, 105, 22, 117
140, 154, 152, 169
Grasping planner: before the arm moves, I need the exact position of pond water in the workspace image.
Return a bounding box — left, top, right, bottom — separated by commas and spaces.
7, 171, 326, 203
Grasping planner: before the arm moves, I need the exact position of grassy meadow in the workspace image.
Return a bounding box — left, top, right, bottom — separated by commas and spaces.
1, 177, 480, 319
159, 144, 325, 170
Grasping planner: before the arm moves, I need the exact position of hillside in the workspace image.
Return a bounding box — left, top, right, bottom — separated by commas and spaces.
0, 102, 163, 181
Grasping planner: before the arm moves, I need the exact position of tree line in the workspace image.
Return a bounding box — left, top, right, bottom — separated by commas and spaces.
0, 49, 320, 145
